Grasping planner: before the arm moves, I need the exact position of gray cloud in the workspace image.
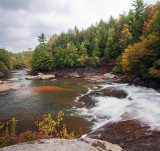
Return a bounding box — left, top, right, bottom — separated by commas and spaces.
0, 0, 32, 10
0, 0, 158, 53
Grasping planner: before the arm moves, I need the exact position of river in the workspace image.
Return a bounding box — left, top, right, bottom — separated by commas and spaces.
0, 71, 160, 137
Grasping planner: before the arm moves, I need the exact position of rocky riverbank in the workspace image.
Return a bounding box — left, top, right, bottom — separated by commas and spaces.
119, 75, 160, 90
0, 137, 123, 151
0, 81, 24, 95
29, 65, 160, 89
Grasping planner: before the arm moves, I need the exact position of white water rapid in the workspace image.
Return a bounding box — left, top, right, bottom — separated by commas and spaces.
76, 83, 160, 130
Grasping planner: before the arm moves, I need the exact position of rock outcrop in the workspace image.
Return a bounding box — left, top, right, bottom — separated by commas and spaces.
85, 73, 119, 83
0, 137, 123, 151
119, 75, 160, 89
88, 120, 160, 151
0, 81, 23, 95
26, 73, 55, 80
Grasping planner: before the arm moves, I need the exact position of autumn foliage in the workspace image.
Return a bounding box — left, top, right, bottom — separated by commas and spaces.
0, 111, 74, 148
122, 2, 160, 79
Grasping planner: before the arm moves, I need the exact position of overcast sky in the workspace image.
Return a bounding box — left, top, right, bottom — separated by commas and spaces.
0, 0, 158, 53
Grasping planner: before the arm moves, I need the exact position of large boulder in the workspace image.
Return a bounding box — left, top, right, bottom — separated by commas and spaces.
25, 76, 39, 80
39, 74, 55, 80
1, 137, 123, 151
26, 73, 55, 80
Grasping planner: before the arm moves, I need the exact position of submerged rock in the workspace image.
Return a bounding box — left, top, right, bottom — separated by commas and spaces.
76, 88, 127, 108
88, 120, 160, 151
31, 86, 68, 94
76, 93, 98, 108
50, 79, 57, 82
1, 137, 123, 151
55, 99, 73, 105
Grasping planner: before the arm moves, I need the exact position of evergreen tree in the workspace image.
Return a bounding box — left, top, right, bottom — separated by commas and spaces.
38, 33, 47, 46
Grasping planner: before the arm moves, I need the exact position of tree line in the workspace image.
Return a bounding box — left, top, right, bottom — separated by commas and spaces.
0, 0, 159, 80
31, 0, 160, 79
0, 49, 33, 71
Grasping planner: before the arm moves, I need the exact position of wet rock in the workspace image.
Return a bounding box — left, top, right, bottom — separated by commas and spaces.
55, 99, 73, 105
1, 137, 123, 151
76, 94, 95, 108
88, 120, 160, 151
26, 73, 55, 80
119, 75, 160, 89
31, 86, 68, 94
0, 81, 24, 94
76, 92, 102, 108
50, 79, 57, 82
25, 75, 38, 80
99, 88, 127, 99
76, 88, 127, 108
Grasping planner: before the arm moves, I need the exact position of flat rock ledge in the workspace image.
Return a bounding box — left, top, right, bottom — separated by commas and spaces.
0, 137, 123, 151
85, 73, 119, 83
26, 73, 55, 80
0, 81, 23, 94
88, 120, 160, 151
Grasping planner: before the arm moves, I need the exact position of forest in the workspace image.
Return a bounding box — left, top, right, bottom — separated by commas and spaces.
0, 0, 160, 80
0, 49, 33, 71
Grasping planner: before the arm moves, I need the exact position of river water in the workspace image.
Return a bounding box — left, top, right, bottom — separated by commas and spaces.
0, 71, 160, 136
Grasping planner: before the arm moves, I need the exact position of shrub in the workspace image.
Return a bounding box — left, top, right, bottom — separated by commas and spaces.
35, 111, 74, 139
0, 111, 74, 148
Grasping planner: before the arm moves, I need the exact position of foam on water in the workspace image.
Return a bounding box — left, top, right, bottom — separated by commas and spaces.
73, 88, 94, 102
76, 83, 160, 130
